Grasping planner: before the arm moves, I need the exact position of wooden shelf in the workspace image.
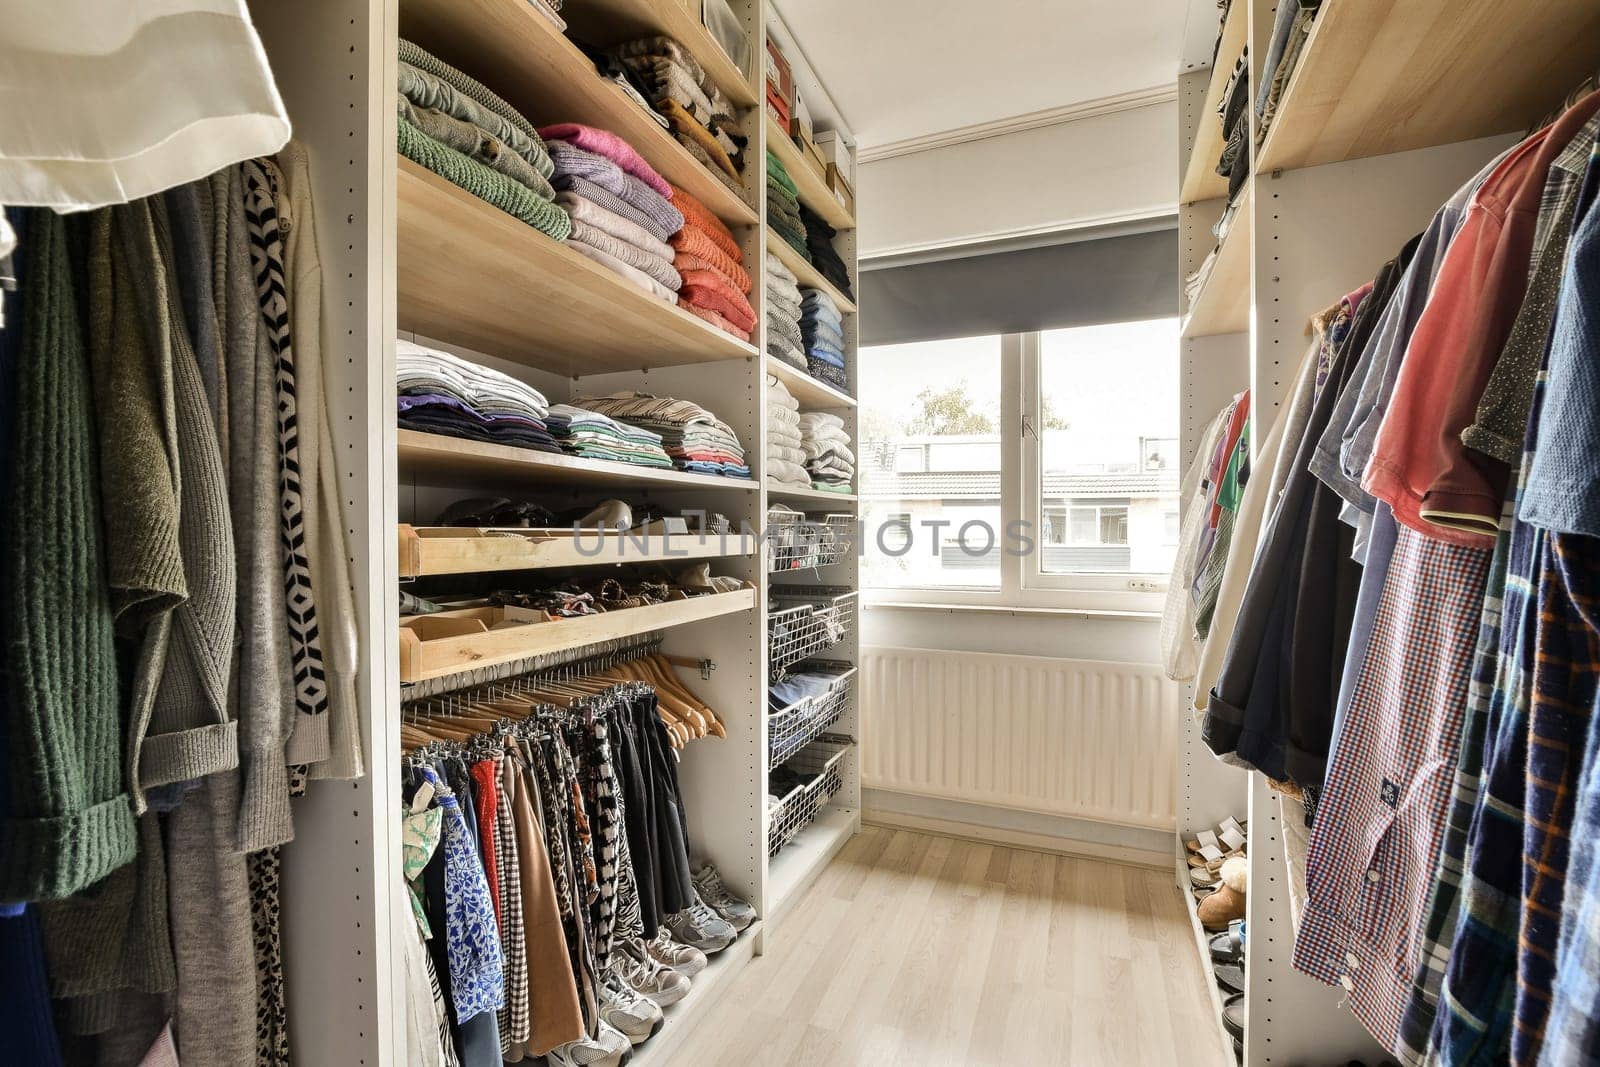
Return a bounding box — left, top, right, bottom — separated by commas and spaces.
397, 430, 760, 493
397, 159, 758, 373
768, 484, 857, 506
399, 524, 756, 578
766, 232, 856, 313
558, 0, 757, 109
400, 588, 756, 682
400, 0, 758, 228
1180, 182, 1252, 339
764, 111, 855, 231
1178, 0, 1245, 205
765, 355, 855, 410
1257, 0, 1600, 175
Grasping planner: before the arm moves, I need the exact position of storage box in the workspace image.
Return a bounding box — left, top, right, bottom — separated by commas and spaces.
702, 0, 750, 74
814, 130, 848, 169
825, 163, 855, 217
765, 39, 793, 112
796, 126, 828, 183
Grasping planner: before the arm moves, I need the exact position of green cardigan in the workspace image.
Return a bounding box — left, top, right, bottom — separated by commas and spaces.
1, 210, 136, 902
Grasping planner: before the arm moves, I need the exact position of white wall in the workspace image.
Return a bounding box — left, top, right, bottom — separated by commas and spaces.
857, 98, 1178, 258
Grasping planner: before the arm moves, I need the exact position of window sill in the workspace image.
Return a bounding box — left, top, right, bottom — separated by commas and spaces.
863, 601, 1161, 621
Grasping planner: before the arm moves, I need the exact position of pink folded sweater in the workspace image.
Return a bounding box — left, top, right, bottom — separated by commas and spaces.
539, 123, 672, 199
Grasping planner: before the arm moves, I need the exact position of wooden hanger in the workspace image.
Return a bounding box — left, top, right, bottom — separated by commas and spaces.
1530, 70, 1600, 135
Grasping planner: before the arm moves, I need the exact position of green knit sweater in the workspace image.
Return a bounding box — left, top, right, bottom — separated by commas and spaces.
1, 210, 136, 903
399, 117, 572, 242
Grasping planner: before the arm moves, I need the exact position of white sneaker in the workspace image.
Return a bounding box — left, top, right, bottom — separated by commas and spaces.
664, 891, 738, 955
614, 939, 692, 1007
691, 863, 757, 931
644, 928, 707, 978
599, 971, 663, 1046
545, 1027, 630, 1067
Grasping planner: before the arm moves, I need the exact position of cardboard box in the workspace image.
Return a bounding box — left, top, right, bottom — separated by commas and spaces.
765, 39, 793, 112
796, 126, 828, 184
814, 130, 849, 169
825, 163, 855, 218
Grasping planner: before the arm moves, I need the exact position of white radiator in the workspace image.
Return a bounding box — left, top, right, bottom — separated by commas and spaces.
861, 646, 1180, 831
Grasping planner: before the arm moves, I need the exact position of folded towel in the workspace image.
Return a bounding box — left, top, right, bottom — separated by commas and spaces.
680, 301, 751, 343
555, 191, 673, 261
568, 238, 677, 302
557, 174, 677, 243
669, 183, 741, 259
678, 268, 757, 332
569, 219, 681, 291
539, 123, 671, 198
547, 141, 684, 237
399, 118, 572, 240
671, 223, 751, 292
397, 95, 555, 200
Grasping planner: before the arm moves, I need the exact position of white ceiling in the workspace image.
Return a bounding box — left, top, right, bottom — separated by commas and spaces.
773, 0, 1188, 149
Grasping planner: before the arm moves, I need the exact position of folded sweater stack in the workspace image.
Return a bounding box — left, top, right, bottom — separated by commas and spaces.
800, 287, 847, 391
614, 36, 749, 199
766, 374, 811, 489
544, 403, 673, 468
799, 202, 855, 300
766, 152, 808, 257
670, 183, 757, 341
396, 39, 571, 241
397, 339, 560, 453
538, 126, 686, 302
765, 252, 807, 371
799, 412, 854, 493
575, 391, 751, 479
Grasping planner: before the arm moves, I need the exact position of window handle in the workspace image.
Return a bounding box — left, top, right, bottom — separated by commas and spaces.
1021, 414, 1037, 440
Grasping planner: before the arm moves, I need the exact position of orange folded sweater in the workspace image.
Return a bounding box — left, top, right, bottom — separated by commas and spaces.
680, 301, 751, 343
668, 183, 742, 261
671, 225, 751, 293
678, 267, 757, 332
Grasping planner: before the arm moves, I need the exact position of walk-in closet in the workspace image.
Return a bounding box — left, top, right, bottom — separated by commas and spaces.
3, 1, 1600, 1064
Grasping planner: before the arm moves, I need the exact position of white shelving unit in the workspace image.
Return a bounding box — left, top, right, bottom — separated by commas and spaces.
244, 0, 864, 1061
1174, 1, 1600, 1064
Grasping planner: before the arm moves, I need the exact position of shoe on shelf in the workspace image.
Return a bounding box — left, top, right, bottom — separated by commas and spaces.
1222, 992, 1245, 1040
691, 862, 757, 931
665, 891, 738, 955
598, 971, 663, 1047
546, 1026, 632, 1067
644, 928, 707, 978
1199, 856, 1248, 931
614, 939, 692, 1007
574, 500, 633, 530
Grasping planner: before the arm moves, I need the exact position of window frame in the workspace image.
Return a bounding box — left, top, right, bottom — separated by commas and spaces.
861, 326, 1174, 614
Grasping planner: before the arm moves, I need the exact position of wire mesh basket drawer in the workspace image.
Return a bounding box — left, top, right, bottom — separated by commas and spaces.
768, 585, 857, 675
765, 509, 856, 573
767, 739, 851, 856
768, 663, 855, 767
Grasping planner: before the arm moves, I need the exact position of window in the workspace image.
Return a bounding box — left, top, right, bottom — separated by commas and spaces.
861, 318, 1178, 610
858, 334, 1002, 590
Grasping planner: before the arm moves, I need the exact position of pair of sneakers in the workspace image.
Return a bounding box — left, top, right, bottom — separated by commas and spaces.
663, 864, 758, 955
600, 933, 714, 1049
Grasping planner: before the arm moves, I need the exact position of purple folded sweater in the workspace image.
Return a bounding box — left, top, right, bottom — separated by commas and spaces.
546, 141, 684, 239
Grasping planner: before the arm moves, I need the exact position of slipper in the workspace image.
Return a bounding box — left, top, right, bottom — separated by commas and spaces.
1222, 993, 1245, 1039
1209, 928, 1242, 964
1214, 961, 1245, 996
1191, 867, 1219, 888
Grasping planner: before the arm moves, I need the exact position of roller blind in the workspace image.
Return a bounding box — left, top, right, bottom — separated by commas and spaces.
860, 225, 1178, 346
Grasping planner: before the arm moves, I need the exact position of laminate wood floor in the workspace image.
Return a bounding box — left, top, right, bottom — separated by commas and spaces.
671, 825, 1228, 1067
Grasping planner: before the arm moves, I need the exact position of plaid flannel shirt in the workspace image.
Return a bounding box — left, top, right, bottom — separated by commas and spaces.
1292, 523, 1490, 1052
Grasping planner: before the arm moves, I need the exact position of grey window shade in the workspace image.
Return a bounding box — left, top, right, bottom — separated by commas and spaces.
860, 226, 1178, 346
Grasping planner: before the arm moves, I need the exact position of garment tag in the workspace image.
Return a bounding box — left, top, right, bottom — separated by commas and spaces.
411, 781, 435, 813
1219, 827, 1247, 852
1380, 778, 1400, 808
